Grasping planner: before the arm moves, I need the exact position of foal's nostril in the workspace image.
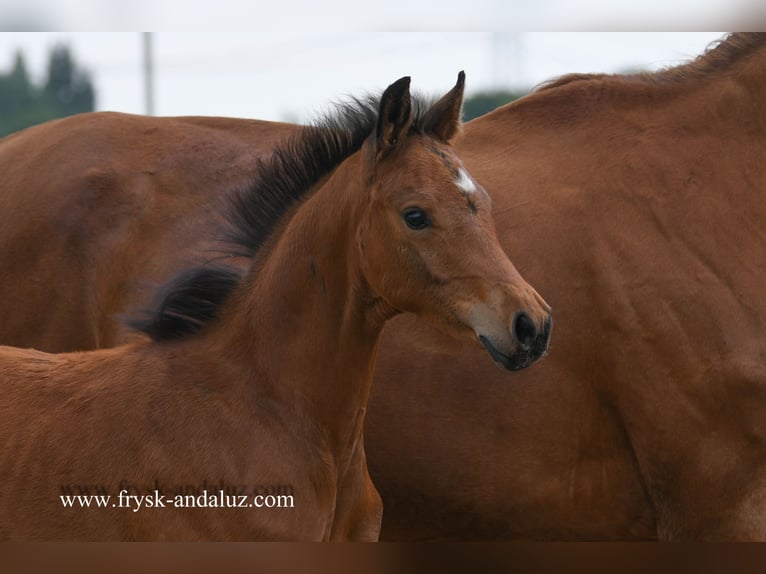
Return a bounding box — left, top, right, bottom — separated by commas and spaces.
513, 311, 537, 349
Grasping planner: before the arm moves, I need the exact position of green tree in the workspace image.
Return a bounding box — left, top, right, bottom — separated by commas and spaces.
0, 51, 39, 136
0, 44, 95, 138
462, 89, 528, 122
44, 44, 95, 115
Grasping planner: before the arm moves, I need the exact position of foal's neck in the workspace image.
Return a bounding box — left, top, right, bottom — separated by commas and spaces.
208, 152, 390, 457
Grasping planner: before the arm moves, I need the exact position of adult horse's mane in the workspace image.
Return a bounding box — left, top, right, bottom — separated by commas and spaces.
536, 33, 766, 93
130, 88, 435, 341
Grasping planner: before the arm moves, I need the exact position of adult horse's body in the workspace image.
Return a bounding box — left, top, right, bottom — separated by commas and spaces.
0, 75, 552, 540
369, 33, 766, 541
1, 33, 766, 539
0, 113, 295, 351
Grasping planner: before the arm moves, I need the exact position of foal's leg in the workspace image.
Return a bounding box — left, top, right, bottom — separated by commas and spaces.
329, 440, 383, 541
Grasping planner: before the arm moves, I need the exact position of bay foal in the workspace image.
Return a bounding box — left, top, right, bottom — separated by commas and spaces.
0, 74, 551, 540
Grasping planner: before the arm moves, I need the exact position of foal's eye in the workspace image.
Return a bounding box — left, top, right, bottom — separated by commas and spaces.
402, 207, 430, 230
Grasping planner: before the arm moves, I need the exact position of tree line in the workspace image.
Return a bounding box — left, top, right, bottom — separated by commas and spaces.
462, 88, 528, 121
0, 43, 524, 138
0, 44, 95, 138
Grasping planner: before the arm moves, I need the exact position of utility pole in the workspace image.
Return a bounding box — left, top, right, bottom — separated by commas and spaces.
142, 32, 155, 116
491, 32, 523, 90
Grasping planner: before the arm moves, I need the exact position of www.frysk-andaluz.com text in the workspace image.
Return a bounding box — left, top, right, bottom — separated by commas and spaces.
59, 481, 295, 512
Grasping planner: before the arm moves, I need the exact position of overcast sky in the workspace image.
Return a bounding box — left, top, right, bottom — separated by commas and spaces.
0, 32, 727, 122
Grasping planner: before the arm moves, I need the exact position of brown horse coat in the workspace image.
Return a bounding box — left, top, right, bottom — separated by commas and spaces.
0, 112, 294, 351
368, 33, 766, 540
0, 75, 550, 540
1, 33, 765, 539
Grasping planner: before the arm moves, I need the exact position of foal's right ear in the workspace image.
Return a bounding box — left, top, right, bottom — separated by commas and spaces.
376, 76, 413, 157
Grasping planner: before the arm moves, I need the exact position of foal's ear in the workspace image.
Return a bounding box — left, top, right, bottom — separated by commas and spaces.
423, 71, 465, 143
376, 76, 413, 156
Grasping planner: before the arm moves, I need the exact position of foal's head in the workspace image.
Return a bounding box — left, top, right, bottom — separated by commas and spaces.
357, 73, 551, 371
133, 74, 550, 371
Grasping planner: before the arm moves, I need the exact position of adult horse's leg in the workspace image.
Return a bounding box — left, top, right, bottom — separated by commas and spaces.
629, 358, 766, 540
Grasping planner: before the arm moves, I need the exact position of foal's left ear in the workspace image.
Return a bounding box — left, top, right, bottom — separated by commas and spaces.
376, 76, 413, 156
423, 71, 465, 143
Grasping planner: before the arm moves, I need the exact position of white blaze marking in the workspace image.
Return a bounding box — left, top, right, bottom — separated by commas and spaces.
455, 168, 477, 195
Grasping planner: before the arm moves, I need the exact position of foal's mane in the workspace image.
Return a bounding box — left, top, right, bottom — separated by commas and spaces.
536, 32, 766, 92
130, 90, 433, 341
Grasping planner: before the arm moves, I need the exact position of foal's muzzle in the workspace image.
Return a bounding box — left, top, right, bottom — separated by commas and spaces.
480, 314, 551, 371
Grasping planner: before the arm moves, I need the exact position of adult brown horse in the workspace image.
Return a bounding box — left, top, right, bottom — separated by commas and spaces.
0, 74, 552, 541
1, 32, 765, 540
0, 112, 295, 352
367, 33, 766, 541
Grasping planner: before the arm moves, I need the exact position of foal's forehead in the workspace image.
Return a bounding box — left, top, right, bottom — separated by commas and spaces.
424, 142, 483, 209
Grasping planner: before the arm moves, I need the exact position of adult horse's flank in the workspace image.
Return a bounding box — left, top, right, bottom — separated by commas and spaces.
0, 112, 296, 351
0, 74, 551, 541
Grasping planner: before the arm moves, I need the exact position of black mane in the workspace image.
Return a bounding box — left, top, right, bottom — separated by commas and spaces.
131, 89, 432, 341
125, 266, 243, 340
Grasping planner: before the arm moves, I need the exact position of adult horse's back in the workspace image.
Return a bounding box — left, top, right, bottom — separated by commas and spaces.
367, 33, 766, 540
0, 112, 294, 351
